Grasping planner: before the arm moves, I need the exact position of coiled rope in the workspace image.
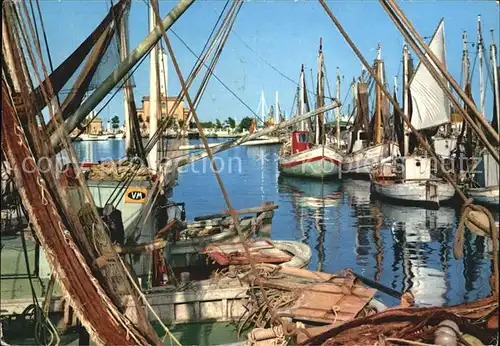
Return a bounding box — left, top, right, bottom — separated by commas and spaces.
454, 198, 499, 297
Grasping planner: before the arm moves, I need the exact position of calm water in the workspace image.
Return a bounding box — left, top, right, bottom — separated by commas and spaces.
74, 139, 495, 308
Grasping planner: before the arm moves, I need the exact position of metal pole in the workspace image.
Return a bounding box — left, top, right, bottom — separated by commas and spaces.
50, 0, 194, 149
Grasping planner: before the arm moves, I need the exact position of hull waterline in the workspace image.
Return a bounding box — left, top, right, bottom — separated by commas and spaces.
279, 146, 343, 179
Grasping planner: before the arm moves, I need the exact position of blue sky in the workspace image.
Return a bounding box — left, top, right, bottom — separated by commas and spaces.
39, 0, 499, 124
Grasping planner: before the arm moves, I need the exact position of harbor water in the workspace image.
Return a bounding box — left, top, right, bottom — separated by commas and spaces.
74, 139, 496, 308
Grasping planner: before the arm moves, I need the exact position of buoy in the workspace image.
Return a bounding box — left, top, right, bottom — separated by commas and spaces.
434, 320, 460, 346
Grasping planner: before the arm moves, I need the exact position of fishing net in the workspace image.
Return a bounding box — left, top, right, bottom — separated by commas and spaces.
28, 0, 134, 125
2, 0, 161, 344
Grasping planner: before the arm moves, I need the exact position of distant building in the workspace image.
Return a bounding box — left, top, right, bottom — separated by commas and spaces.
87, 117, 103, 134
136, 95, 186, 124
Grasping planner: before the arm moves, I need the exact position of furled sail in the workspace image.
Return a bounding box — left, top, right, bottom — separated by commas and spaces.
409, 19, 450, 130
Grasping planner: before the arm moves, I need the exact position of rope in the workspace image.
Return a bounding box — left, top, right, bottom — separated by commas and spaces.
454, 198, 499, 297
116, 255, 181, 346
385, 338, 438, 346
17, 204, 60, 346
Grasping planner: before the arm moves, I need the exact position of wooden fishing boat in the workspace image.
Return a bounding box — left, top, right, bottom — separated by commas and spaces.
370, 21, 457, 208
370, 157, 455, 208
279, 41, 344, 179
466, 186, 499, 205
466, 152, 499, 205
241, 136, 282, 146
343, 141, 399, 176
279, 133, 343, 178
343, 46, 399, 177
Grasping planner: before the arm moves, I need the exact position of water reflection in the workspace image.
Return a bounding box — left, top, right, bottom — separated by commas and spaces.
278, 176, 342, 271
380, 203, 455, 306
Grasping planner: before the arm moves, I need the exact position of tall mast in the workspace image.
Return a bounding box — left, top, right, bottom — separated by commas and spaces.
336, 67, 341, 149
462, 31, 469, 91
275, 91, 279, 125
462, 31, 470, 136
477, 15, 485, 116
374, 43, 382, 144
119, 14, 133, 152
148, 2, 159, 172
316, 38, 324, 145
260, 90, 266, 126
491, 29, 500, 135
51, 0, 194, 149
300, 65, 305, 131
403, 43, 410, 156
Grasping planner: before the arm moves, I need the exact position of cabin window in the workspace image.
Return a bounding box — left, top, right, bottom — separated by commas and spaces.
298, 133, 308, 143
416, 161, 421, 167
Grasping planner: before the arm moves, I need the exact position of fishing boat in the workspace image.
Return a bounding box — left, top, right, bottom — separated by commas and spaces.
371, 156, 456, 208
343, 45, 399, 177
279, 41, 344, 179
80, 133, 110, 141
466, 152, 500, 205
464, 29, 500, 205
370, 20, 455, 208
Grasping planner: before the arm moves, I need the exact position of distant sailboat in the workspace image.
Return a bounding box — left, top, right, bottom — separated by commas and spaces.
243, 91, 282, 146
371, 20, 455, 208
279, 40, 344, 179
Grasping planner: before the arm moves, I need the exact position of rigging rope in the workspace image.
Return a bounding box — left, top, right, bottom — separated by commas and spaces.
17, 203, 60, 346
151, 0, 278, 330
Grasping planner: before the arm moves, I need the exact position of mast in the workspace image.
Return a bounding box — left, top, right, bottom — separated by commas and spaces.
491, 29, 500, 135
316, 38, 324, 145
477, 15, 485, 117
300, 65, 305, 131
462, 31, 469, 92
374, 43, 382, 144
462, 31, 469, 136
260, 90, 266, 127
336, 67, 341, 149
148, 2, 159, 172
275, 91, 279, 125
403, 43, 410, 156
119, 14, 133, 152
50, 0, 194, 149
394, 75, 398, 104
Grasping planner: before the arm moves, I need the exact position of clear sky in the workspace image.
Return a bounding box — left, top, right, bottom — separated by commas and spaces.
38, 0, 500, 124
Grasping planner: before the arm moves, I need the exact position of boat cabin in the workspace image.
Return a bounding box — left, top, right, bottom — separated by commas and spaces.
291, 131, 311, 154
348, 130, 369, 153
403, 157, 431, 181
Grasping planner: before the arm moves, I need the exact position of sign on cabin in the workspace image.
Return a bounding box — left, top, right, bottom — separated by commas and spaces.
124, 187, 148, 203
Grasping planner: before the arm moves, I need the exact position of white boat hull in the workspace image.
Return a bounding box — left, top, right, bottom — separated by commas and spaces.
466, 186, 499, 205
279, 146, 343, 179
241, 137, 281, 146
372, 179, 455, 207
343, 142, 399, 175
